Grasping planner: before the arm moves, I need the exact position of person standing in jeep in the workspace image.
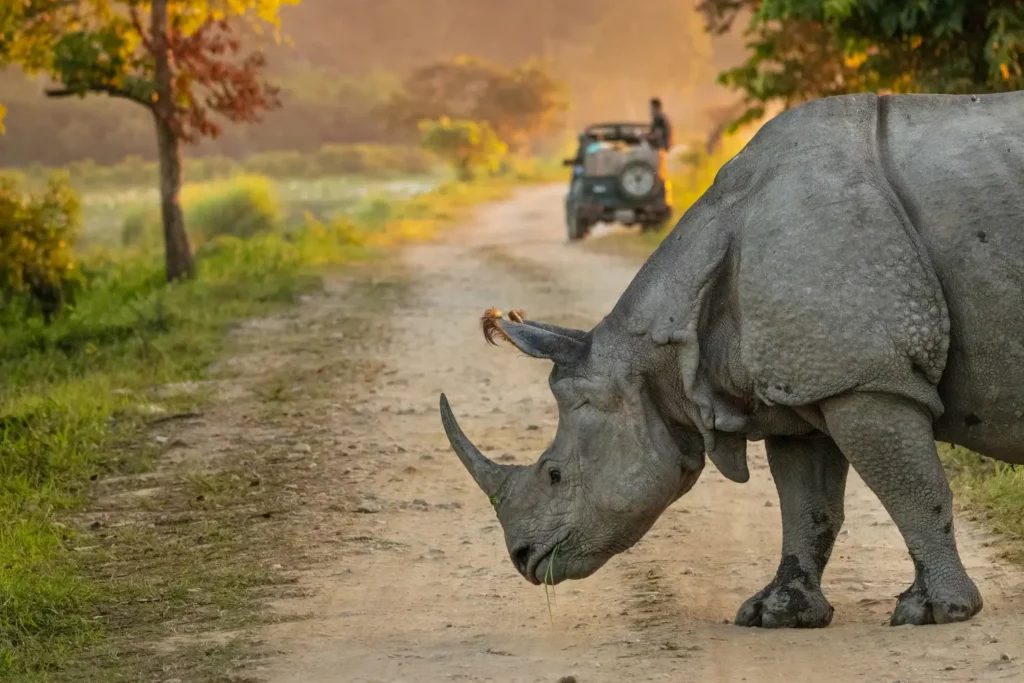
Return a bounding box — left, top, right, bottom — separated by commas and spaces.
648, 97, 673, 151
648, 97, 673, 211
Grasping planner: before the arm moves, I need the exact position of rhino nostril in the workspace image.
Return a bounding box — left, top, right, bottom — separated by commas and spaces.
511, 544, 533, 574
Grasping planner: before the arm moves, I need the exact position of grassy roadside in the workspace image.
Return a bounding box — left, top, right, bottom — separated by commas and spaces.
586, 131, 1024, 559
940, 445, 1024, 560
0, 173, 554, 680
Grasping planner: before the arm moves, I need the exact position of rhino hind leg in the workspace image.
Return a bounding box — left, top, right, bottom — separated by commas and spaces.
822, 392, 983, 626
736, 435, 848, 629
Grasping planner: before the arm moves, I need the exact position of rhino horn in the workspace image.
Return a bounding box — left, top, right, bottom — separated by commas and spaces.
439, 393, 513, 497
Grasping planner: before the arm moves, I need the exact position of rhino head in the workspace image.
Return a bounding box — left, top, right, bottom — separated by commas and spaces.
440, 308, 709, 585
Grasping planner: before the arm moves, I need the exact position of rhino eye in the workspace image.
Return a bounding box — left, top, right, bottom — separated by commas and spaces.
549, 468, 562, 485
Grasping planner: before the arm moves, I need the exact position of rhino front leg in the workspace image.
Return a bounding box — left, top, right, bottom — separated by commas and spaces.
822, 392, 983, 626
736, 435, 849, 628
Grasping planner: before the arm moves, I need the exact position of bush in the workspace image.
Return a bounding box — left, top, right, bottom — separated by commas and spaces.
120, 175, 282, 248
0, 172, 82, 320
418, 117, 507, 181
185, 175, 281, 241
667, 130, 755, 221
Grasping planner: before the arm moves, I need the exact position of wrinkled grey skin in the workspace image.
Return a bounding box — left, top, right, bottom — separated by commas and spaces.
440, 90, 1024, 629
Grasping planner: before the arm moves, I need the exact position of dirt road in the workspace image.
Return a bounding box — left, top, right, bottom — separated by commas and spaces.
249, 185, 1024, 682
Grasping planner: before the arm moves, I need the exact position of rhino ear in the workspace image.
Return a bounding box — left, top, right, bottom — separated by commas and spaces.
482, 309, 589, 365
706, 433, 749, 483
515, 316, 591, 343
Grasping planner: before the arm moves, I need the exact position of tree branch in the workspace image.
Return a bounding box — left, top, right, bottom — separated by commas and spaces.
45, 84, 146, 106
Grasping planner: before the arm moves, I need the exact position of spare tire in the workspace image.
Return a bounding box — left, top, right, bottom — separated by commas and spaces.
618, 160, 658, 200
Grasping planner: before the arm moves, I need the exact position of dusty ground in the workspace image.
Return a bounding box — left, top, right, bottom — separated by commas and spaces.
145, 185, 1024, 682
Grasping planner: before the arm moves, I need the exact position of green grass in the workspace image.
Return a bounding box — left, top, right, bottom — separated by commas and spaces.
0, 173, 546, 679
77, 158, 566, 247
940, 444, 1024, 559
81, 174, 442, 247
0, 251, 308, 677
10, 144, 439, 193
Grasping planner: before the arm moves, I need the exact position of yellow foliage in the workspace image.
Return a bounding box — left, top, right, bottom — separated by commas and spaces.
0, 172, 82, 316
418, 117, 507, 181
844, 52, 868, 69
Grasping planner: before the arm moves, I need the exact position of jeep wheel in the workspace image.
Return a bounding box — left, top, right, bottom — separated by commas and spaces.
567, 213, 589, 241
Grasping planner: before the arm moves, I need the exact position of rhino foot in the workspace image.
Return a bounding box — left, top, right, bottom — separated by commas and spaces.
735, 579, 834, 629
889, 581, 983, 626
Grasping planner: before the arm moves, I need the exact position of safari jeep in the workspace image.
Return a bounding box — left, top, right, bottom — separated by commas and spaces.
562, 122, 672, 241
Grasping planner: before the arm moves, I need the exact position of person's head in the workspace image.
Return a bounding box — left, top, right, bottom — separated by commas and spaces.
649, 97, 662, 117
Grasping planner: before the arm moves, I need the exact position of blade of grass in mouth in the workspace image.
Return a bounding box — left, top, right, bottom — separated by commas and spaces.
543, 544, 559, 627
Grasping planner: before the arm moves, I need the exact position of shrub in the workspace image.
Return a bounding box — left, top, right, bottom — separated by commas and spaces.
418, 117, 507, 181
0, 172, 82, 320
184, 175, 281, 242
667, 130, 753, 220
119, 175, 282, 248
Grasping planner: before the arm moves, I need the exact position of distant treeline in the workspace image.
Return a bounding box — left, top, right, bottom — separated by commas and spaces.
10, 144, 437, 191
0, 0, 743, 168
0, 70, 406, 167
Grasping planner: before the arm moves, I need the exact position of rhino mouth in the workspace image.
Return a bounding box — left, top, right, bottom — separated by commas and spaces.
533, 548, 610, 586
533, 550, 564, 586
526, 533, 614, 586
513, 533, 572, 586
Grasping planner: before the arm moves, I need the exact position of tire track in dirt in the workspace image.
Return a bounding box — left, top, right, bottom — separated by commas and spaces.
250, 185, 1024, 683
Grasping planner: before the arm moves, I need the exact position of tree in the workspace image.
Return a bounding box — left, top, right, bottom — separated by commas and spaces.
382, 56, 567, 154
0, 0, 298, 281
417, 117, 507, 181
697, 1, 1024, 129
476, 61, 567, 154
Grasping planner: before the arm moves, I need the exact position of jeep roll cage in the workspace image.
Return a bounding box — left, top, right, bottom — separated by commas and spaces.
581, 122, 652, 144
563, 122, 653, 166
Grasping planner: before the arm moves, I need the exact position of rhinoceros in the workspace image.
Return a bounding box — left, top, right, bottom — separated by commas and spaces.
439, 90, 1024, 629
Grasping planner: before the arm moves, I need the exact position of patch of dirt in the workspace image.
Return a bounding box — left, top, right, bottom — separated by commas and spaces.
83, 185, 1024, 682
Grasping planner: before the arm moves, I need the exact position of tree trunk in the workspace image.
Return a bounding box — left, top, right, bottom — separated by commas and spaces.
154, 114, 194, 280
151, 0, 195, 282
